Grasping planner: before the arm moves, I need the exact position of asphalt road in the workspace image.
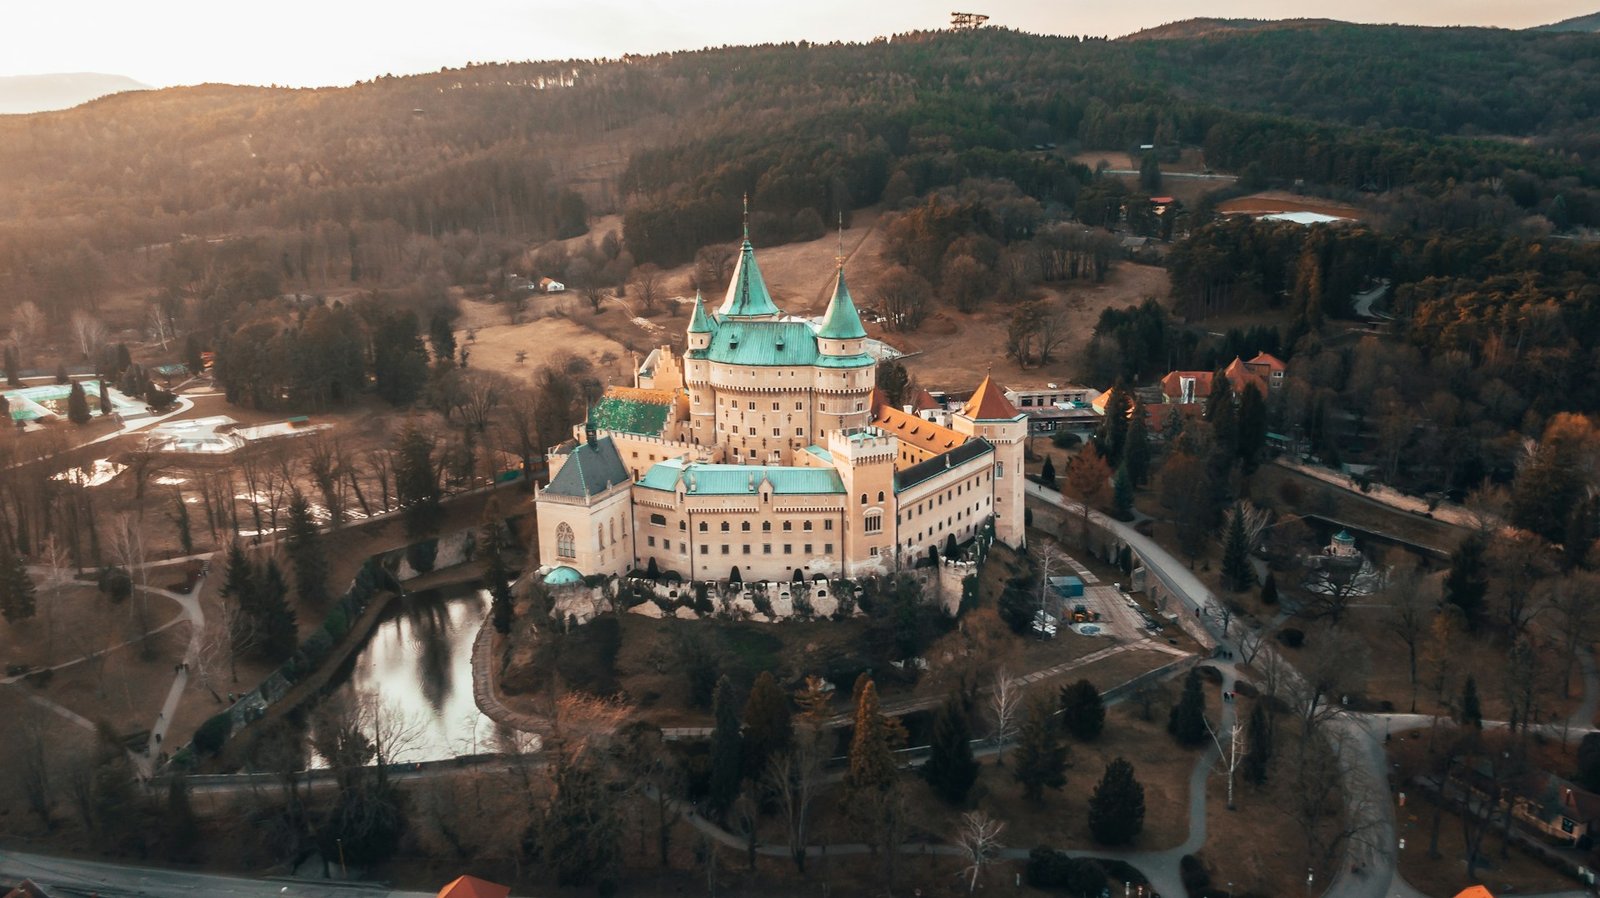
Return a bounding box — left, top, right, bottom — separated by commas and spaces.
0, 849, 436, 898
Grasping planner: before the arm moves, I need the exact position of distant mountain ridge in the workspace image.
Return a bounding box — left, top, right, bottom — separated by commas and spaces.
1532, 11, 1600, 31
1119, 18, 1348, 40
0, 72, 148, 115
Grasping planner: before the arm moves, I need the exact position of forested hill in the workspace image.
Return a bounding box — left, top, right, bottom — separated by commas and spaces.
1533, 11, 1600, 32
3, 22, 1599, 294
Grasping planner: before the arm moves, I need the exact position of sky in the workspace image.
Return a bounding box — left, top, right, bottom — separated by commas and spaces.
3, 0, 1593, 88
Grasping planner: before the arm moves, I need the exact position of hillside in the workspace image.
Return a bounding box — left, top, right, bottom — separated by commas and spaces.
1533, 11, 1600, 31
1119, 18, 1343, 40
0, 72, 148, 114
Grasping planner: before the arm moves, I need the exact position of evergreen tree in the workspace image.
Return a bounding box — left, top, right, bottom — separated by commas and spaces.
1167, 669, 1209, 747
1125, 398, 1151, 486
1059, 679, 1105, 741
427, 309, 457, 366
1241, 701, 1273, 785
1087, 757, 1146, 845
3, 345, 17, 386
538, 751, 621, 891
66, 381, 91, 424
1221, 506, 1253, 592
846, 677, 904, 793
283, 489, 329, 606
394, 422, 442, 538
1012, 694, 1068, 802
1460, 675, 1483, 729
742, 671, 793, 782
0, 545, 37, 623
708, 675, 743, 817
483, 519, 515, 636
372, 310, 429, 405
1095, 385, 1129, 465
1236, 385, 1268, 471
220, 542, 259, 653
1040, 455, 1056, 487
171, 491, 193, 555
1139, 154, 1162, 192
184, 333, 204, 375
98, 379, 111, 415
1113, 464, 1135, 521
1445, 534, 1488, 629
0, 394, 9, 424
55, 363, 68, 385
1260, 571, 1279, 605
923, 695, 979, 804
255, 558, 298, 660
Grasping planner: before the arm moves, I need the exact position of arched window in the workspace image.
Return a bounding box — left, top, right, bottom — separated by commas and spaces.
860, 493, 868, 505
864, 513, 883, 535
597, 524, 605, 547
877, 490, 885, 502
556, 523, 575, 558
679, 520, 687, 531
609, 520, 617, 542
699, 521, 709, 532
741, 521, 751, 532
721, 522, 731, 533
762, 521, 772, 532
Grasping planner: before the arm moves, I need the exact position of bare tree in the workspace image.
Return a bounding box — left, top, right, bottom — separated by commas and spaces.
40, 534, 69, 662
11, 300, 44, 358
15, 702, 55, 826
109, 513, 151, 653
766, 683, 828, 873
1291, 629, 1370, 745
955, 810, 1006, 892
305, 434, 348, 526
148, 303, 171, 350
67, 311, 106, 363
1383, 564, 1433, 712
458, 369, 506, 434
988, 666, 1023, 763
1205, 711, 1247, 810
632, 264, 662, 314
1236, 625, 1271, 666
1545, 571, 1600, 700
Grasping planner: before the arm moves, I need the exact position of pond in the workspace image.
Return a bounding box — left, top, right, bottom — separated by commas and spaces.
313, 582, 512, 766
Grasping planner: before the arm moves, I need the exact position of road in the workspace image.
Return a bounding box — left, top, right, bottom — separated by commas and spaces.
0, 849, 435, 898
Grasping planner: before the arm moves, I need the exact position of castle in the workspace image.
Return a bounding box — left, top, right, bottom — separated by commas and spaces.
534, 235, 1026, 583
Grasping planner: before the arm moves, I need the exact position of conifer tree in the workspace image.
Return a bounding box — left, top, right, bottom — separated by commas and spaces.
846, 677, 904, 793
1087, 757, 1146, 846
708, 675, 743, 817
482, 519, 515, 636
1113, 464, 1135, 521
1445, 535, 1488, 629
55, 363, 69, 386
1125, 398, 1151, 486
1241, 701, 1273, 784
1168, 669, 1209, 747
66, 381, 90, 424
255, 558, 298, 660
428, 309, 457, 367
742, 671, 793, 782
3, 345, 17, 386
98, 379, 111, 416
1460, 675, 1483, 729
1012, 694, 1068, 802
283, 489, 329, 606
1236, 385, 1267, 471
1260, 571, 1279, 605
1060, 679, 1105, 741
1095, 385, 1129, 465
0, 544, 37, 623
1221, 506, 1253, 592
394, 421, 442, 538
923, 695, 979, 804
171, 491, 193, 555
1040, 455, 1056, 488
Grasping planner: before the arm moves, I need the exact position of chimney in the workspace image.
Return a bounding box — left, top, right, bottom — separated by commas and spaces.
585, 421, 598, 445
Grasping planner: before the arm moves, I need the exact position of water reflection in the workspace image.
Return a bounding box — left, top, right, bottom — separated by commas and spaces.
314, 582, 506, 765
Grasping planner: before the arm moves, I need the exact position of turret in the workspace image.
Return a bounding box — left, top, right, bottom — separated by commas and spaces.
717, 238, 781, 319
952, 375, 1028, 549
686, 291, 715, 351
817, 266, 868, 358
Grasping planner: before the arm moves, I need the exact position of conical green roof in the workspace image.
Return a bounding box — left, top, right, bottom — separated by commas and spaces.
818, 267, 867, 340
687, 290, 716, 334
717, 239, 780, 318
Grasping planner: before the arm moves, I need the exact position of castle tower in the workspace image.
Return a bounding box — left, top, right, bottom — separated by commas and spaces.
952, 375, 1028, 548
828, 426, 898, 574
684, 291, 716, 447
717, 237, 782, 319
814, 266, 876, 435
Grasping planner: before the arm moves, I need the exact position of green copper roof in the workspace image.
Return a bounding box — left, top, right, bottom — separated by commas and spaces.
544, 565, 584, 586
717, 239, 781, 318
687, 291, 716, 334
695, 320, 819, 367
637, 458, 845, 496
818, 268, 867, 340
814, 352, 876, 369
588, 395, 671, 437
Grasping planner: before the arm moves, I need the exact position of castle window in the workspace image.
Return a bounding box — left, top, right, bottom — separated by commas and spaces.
825, 543, 834, 554
610, 520, 617, 542
764, 544, 772, 554
650, 513, 666, 526
796, 428, 804, 436
748, 401, 755, 409
699, 522, 709, 532
596, 524, 605, 547
996, 461, 1005, 478
803, 520, 813, 531
773, 428, 781, 437
763, 521, 772, 532
805, 544, 813, 554
680, 520, 687, 531
864, 513, 882, 534
743, 544, 751, 554
721, 522, 730, 532
795, 402, 803, 410
877, 490, 885, 502
556, 523, 575, 559
860, 493, 868, 506
722, 545, 730, 555
783, 521, 792, 532
772, 402, 780, 411
784, 544, 793, 554
741, 522, 751, 532
824, 520, 833, 531
870, 546, 879, 557
700, 545, 708, 554
648, 536, 656, 547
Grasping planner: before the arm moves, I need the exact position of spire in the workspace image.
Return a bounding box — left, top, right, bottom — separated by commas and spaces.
717, 236, 780, 318
963, 374, 1021, 420
687, 290, 715, 334
742, 192, 749, 239
818, 266, 867, 340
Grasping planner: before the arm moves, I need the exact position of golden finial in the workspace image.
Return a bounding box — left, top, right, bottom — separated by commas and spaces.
835, 212, 846, 269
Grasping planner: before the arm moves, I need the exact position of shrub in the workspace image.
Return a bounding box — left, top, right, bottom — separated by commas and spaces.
1195, 665, 1223, 684
1052, 431, 1080, 449
323, 607, 350, 640
1277, 627, 1305, 648
194, 713, 231, 756
300, 628, 334, 664
1179, 855, 1211, 898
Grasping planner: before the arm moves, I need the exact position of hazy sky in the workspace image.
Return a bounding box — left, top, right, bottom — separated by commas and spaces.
4, 0, 1591, 88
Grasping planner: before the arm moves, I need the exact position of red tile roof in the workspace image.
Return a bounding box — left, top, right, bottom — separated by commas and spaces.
872, 404, 966, 454
911, 389, 941, 412
1160, 370, 1214, 402
962, 375, 1021, 420
438, 876, 512, 898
